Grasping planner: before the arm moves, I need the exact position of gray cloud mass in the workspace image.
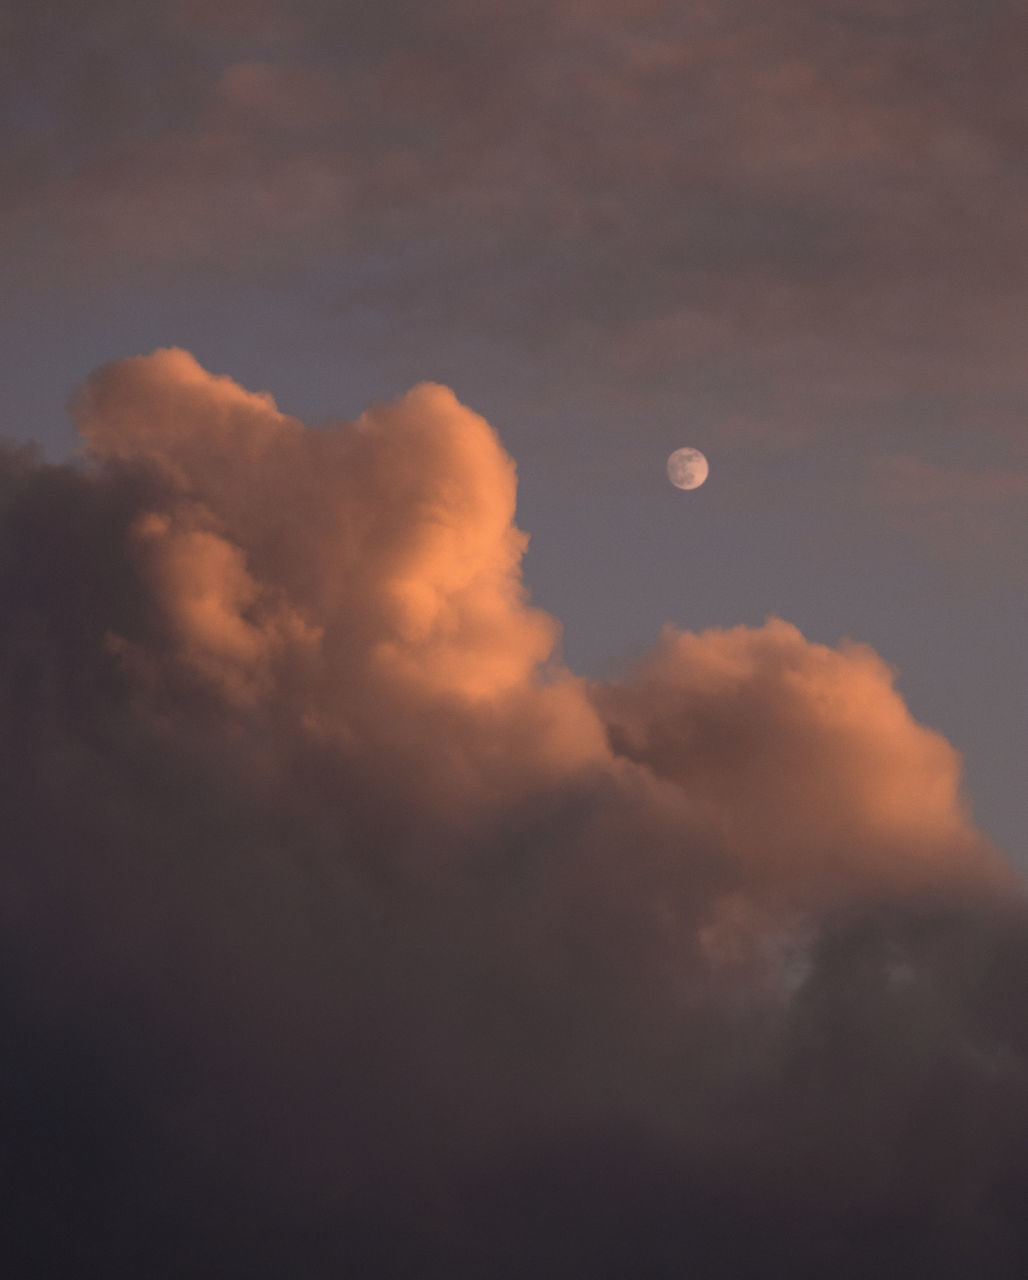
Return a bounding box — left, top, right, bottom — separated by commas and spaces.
0, 351, 1025, 1275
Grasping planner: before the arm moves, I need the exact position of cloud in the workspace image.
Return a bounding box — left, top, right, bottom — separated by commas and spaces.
5, 1, 1025, 339
594, 619, 1005, 906
0, 350, 1024, 1274
71, 350, 574, 736
4, 0, 1027, 543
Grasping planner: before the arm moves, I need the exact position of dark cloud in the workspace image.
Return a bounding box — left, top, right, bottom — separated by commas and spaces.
0, 351, 1025, 1275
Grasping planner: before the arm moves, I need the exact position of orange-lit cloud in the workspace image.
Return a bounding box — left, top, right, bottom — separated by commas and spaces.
67, 350, 1011, 885
595, 619, 1004, 903
0, 351, 1024, 1275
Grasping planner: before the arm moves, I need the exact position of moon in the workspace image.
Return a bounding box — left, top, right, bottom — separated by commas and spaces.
667, 447, 709, 490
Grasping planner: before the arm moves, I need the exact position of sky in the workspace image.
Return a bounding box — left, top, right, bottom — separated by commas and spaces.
2, 1, 1027, 1275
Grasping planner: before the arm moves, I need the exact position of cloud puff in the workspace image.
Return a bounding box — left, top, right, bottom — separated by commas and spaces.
594, 619, 1004, 904
0, 350, 1024, 1276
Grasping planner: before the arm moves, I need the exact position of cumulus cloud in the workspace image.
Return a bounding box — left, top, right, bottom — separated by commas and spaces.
0, 350, 1025, 1275
595, 620, 1005, 903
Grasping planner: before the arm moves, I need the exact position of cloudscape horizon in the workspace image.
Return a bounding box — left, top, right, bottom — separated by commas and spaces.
0, 348, 1025, 1276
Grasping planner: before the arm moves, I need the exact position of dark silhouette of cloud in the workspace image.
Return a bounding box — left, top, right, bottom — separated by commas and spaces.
0, 350, 1025, 1275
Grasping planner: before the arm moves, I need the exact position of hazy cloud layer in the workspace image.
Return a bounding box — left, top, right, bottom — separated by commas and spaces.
1, 352, 1026, 1275
4, 0, 1026, 457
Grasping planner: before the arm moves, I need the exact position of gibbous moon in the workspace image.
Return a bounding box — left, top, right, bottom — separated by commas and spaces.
667, 447, 709, 490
